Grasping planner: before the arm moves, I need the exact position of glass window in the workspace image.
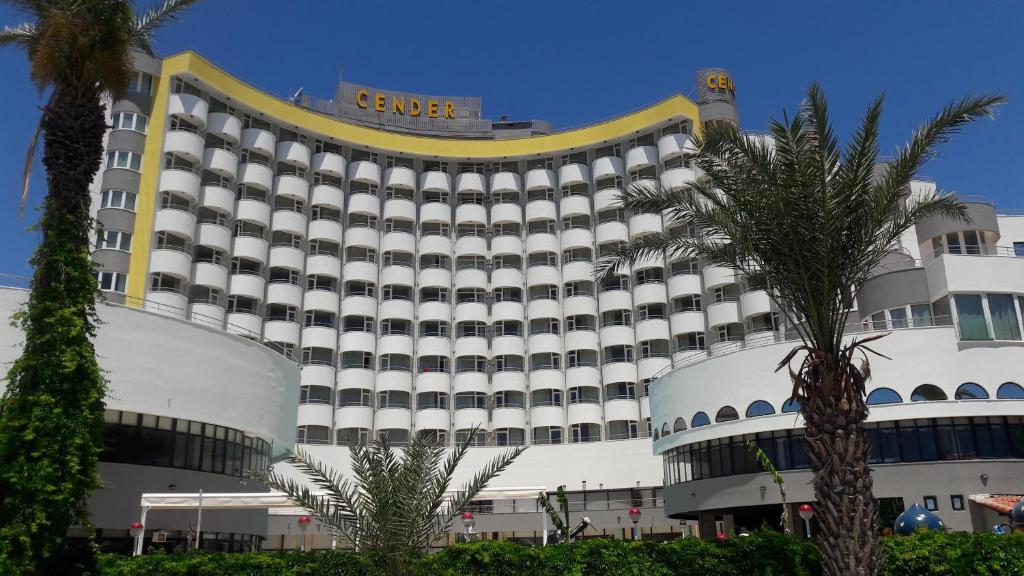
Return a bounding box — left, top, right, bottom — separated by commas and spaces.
745, 400, 776, 417
715, 406, 739, 423
955, 382, 989, 400
1015, 242, 1024, 257
910, 384, 947, 402
888, 307, 908, 329
997, 382, 1024, 399
988, 294, 1021, 340
691, 412, 710, 428
781, 398, 801, 413
866, 388, 903, 405
954, 294, 990, 340
910, 304, 933, 327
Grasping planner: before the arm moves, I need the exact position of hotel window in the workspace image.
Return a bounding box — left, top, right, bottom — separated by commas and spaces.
421, 222, 449, 237
241, 114, 272, 131
350, 149, 378, 163
529, 251, 557, 268
493, 287, 522, 302
97, 271, 127, 293
349, 181, 378, 196
593, 143, 621, 159
527, 188, 554, 202
637, 303, 666, 321
528, 284, 557, 302
105, 150, 142, 171
112, 111, 148, 134
989, 294, 1022, 340
384, 155, 413, 169
529, 318, 559, 336
422, 160, 448, 173
95, 229, 132, 252
559, 151, 587, 166
99, 189, 137, 211
313, 139, 342, 155
384, 186, 413, 200
563, 281, 593, 298
526, 158, 553, 171
127, 71, 153, 95
594, 175, 623, 191
675, 332, 706, 351
528, 219, 557, 235
597, 208, 625, 224
1014, 242, 1024, 257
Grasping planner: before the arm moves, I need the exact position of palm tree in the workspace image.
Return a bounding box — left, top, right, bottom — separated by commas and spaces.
0, 2, 198, 573
257, 427, 525, 576
599, 84, 1003, 576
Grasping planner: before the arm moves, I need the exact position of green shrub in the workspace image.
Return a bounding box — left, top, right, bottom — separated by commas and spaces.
97, 530, 1024, 576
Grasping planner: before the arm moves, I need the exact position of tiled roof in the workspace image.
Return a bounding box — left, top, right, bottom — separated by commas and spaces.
968, 494, 1023, 514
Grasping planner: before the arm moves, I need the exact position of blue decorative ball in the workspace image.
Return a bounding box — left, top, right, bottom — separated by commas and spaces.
894, 502, 945, 535
1012, 499, 1024, 526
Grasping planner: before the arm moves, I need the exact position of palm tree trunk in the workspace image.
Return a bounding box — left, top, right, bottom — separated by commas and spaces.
0, 86, 107, 574
800, 351, 880, 576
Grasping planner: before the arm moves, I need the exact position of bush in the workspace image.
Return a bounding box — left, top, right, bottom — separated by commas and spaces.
97, 530, 1024, 576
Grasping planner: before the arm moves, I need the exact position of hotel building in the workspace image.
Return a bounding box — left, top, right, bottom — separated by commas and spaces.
72, 49, 1024, 541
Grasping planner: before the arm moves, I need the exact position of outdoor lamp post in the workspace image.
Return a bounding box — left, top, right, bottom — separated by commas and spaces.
462, 511, 475, 541
628, 507, 642, 540
129, 521, 144, 556
298, 515, 312, 551
798, 504, 814, 538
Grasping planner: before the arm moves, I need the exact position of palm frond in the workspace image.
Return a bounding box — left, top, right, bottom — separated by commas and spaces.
132, 0, 202, 54
537, 490, 567, 535
19, 117, 41, 220
438, 445, 527, 537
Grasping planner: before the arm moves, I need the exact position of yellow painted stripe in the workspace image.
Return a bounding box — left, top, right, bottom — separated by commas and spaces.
126, 64, 170, 302
165, 51, 700, 158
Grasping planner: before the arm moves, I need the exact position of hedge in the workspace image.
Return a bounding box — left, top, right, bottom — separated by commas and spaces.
97, 530, 1024, 576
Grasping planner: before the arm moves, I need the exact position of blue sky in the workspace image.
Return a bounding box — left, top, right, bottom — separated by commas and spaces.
0, 0, 1021, 276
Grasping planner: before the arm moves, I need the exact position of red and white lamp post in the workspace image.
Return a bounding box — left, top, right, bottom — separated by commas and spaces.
628, 507, 642, 540
297, 515, 312, 551
798, 504, 814, 538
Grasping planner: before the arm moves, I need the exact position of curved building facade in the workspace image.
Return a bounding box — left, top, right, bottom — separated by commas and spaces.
86, 50, 1021, 539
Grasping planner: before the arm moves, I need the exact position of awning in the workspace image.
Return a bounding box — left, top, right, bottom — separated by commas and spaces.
968, 494, 1023, 514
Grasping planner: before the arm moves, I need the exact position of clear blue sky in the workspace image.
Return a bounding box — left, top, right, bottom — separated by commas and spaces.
0, 0, 1021, 276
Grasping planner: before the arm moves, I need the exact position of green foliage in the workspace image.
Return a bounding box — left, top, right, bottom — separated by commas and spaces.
536, 485, 572, 541
746, 440, 789, 532
881, 531, 1024, 576
255, 426, 525, 575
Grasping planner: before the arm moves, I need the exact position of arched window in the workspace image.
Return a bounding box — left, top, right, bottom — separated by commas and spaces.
715, 406, 739, 423
746, 400, 776, 418
653, 429, 660, 441
691, 412, 710, 428
997, 382, 1024, 399
673, 417, 688, 433
866, 388, 903, 405
661, 422, 670, 437
910, 384, 947, 402
955, 382, 989, 400
781, 398, 801, 413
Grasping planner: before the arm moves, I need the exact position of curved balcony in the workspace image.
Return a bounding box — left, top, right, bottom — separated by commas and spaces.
740, 289, 773, 318
268, 245, 305, 272
417, 301, 451, 323
559, 195, 590, 218
380, 264, 415, 288
334, 406, 373, 431
491, 301, 524, 322
528, 369, 564, 391
420, 202, 451, 225
625, 145, 658, 173
418, 267, 452, 290
263, 320, 300, 347
311, 184, 344, 211
633, 283, 667, 306
491, 268, 524, 289
597, 289, 633, 313
567, 402, 604, 426
307, 219, 343, 243
455, 203, 487, 226
454, 235, 487, 258
150, 249, 192, 280
658, 133, 696, 163
592, 156, 625, 183
272, 210, 307, 237
668, 273, 702, 298
525, 232, 559, 255
560, 228, 593, 251
592, 188, 620, 213
302, 326, 337, 351
525, 265, 560, 288
225, 312, 262, 339
706, 300, 741, 328
453, 409, 488, 431
348, 193, 381, 218
375, 298, 412, 321
336, 367, 374, 391
274, 174, 310, 203
228, 273, 265, 301
703, 265, 737, 290
414, 371, 450, 394
455, 172, 486, 194
562, 295, 597, 318
595, 221, 628, 245
349, 160, 381, 185
206, 112, 241, 143
231, 235, 268, 263
453, 335, 488, 358
344, 226, 380, 250
202, 147, 238, 180
492, 408, 526, 430
415, 409, 451, 432
599, 325, 635, 347
635, 318, 670, 342
167, 92, 208, 128
303, 289, 339, 314
379, 233, 415, 258
491, 171, 522, 194
601, 361, 638, 385
200, 185, 235, 216
305, 253, 341, 278
342, 261, 378, 285
188, 302, 225, 328
237, 162, 273, 192
527, 333, 561, 355
561, 261, 594, 283
488, 204, 522, 228
383, 166, 416, 191
417, 336, 452, 359
194, 222, 231, 254
266, 282, 303, 308
638, 357, 671, 380
158, 169, 200, 204
420, 170, 451, 193
453, 372, 489, 394
145, 290, 187, 318
526, 299, 560, 322
660, 166, 697, 192
376, 371, 412, 393
490, 372, 526, 394
454, 268, 487, 290
374, 409, 412, 432
604, 399, 640, 423
154, 208, 196, 242
454, 302, 488, 324
670, 311, 705, 335
563, 329, 599, 352
312, 151, 346, 178
276, 140, 310, 170
529, 406, 564, 429
558, 163, 589, 187
192, 261, 228, 292
629, 213, 663, 237
241, 128, 275, 159
525, 168, 557, 191
338, 331, 377, 356
491, 236, 523, 257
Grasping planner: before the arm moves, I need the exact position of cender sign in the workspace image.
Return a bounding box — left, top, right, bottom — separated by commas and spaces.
355, 88, 457, 119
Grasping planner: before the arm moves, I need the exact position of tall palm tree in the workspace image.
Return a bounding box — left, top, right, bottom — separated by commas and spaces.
257, 427, 526, 576
599, 84, 1003, 576
0, 2, 198, 573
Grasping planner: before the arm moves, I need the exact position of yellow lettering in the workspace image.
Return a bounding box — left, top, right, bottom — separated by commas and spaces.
718, 74, 727, 91
410, 98, 421, 116
444, 101, 455, 119
707, 75, 716, 89
356, 89, 369, 109
728, 77, 735, 93
375, 93, 386, 112
392, 95, 405, 115
427, 100, 439, 118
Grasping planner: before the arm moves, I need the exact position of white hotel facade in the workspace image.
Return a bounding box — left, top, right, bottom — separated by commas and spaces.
10, 50, 1018, 545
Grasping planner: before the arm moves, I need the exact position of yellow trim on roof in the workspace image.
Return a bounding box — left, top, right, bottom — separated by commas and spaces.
165, 51, 700, 158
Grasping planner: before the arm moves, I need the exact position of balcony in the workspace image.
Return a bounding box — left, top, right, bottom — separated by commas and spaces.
206, 112, 241, 143
167, 93, 208, 128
